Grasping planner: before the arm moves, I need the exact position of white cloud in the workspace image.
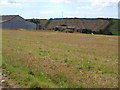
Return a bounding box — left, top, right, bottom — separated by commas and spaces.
30, 10, 58, 15
89, 0, 119, 8
0, 0, 21, 6
77, 0, 119, 10
0, 0, 119, 8
0, 0, 9, 4
50, 0, 64, 3
40, 10, 56, 14
78, 6, 91, 9
0, 0, 119, 3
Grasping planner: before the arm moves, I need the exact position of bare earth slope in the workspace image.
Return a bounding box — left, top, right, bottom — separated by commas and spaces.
40, 19, 48, 26
47, 19, 109, 31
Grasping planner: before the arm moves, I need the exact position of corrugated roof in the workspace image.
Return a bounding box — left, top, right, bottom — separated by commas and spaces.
0, 15, 18, 23
67, 26, 75, 28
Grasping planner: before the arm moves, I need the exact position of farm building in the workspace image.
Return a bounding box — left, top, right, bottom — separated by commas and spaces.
46, 18, 110, 32
37, 25, 46, 30
0, 15, 37, 30
54, 25, 81, 32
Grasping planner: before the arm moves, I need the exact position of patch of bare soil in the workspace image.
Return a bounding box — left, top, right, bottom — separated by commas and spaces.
1, 67, 22, 88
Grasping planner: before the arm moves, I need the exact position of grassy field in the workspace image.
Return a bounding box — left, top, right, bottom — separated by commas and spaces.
2, 29, 119, 88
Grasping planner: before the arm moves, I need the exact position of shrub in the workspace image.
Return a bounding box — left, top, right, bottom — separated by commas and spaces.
29, 19, 40, 24
63, 29, 74, 33
82, 29, 92, 34
95, 29, 113, 35
30, 81, 41, 88
28, 71, 34, 76
60, 24, 67, 26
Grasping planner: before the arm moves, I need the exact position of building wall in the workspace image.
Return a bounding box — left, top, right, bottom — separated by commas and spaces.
1, 16, 37, 30
0, 23, 2, 29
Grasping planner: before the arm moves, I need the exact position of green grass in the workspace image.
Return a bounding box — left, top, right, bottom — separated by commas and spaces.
107, 19, 120, 35
2, 29, 119, 88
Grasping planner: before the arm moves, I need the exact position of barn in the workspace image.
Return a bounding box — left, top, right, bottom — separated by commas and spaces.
0, 15, 37, 30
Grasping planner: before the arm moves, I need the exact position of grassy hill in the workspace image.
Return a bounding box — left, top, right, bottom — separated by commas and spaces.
105, 19, 120, 35
2, 29, 118, 88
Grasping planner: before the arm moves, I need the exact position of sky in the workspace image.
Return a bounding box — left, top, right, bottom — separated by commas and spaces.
0, 0, 119, 19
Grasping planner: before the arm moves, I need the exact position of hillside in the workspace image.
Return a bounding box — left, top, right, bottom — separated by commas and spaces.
29, 18, 119, 35
105, 19, 120, 35
40, 19, 48, 26
46, 18, 109, 31
2, 29, 118, 88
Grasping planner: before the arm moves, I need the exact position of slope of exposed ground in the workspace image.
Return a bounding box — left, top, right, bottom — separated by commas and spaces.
40, 19, 48, 26
2, 29, 118, 88
46, 19, 109, 31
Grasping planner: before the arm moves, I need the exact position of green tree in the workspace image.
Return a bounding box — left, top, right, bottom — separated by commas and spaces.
60, 24, 67, 26
29, 19, 40, 24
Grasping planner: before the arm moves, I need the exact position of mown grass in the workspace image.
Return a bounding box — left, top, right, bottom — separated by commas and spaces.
2, 29, 119, 88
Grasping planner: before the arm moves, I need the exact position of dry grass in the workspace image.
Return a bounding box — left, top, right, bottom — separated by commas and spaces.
2, 29, 119, 88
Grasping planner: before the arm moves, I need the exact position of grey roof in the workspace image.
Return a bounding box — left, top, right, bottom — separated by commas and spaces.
0, 15, 18, 23
67, 26, 75, 28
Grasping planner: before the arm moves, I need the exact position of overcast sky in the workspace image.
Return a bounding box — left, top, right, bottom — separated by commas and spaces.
0, 0, 119, 19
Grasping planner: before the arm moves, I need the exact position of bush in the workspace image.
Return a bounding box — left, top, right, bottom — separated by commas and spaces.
29, 19, 40, 24
54, 27, 60, 31
60, 24, 67, 26
54, 28, 74, 33
95, 29, 113, 35
82, 29, 92, 34
48, 29, 52, 30
63, 29, 74, 33
81, 29, 113, 35
30, 81, 41, 88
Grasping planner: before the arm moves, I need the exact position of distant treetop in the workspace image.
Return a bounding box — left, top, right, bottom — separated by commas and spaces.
29, 19, 40, 24
60, 24, 67, 26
